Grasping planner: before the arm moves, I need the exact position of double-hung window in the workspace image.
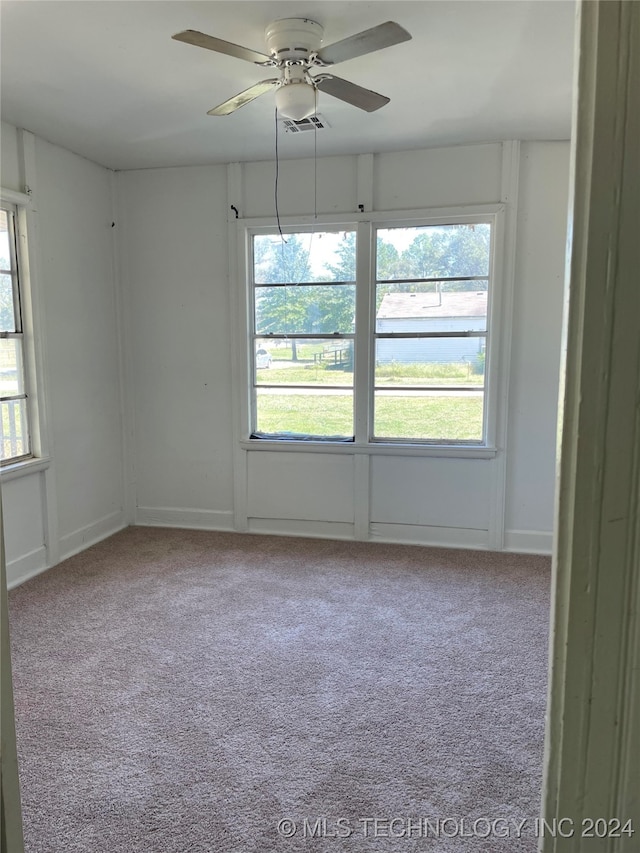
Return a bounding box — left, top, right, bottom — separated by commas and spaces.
247, 211, 498, 448
1, 203, 31, 463
251, 229, 356, 440
373, 222, 491, 442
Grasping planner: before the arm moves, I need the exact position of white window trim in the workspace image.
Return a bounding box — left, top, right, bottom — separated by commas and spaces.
0, 188, 32, 207
1, 199, 33, 465
0, 187, 49, 478
237, 203, 507, 458
1, 455, 50, 482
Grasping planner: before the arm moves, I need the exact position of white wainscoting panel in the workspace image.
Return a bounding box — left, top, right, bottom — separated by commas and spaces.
247, 452, 355, 523
370, 455, 491, 530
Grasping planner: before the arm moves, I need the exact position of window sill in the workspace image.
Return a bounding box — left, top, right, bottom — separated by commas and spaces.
240, 439, 497, 459
0, 455, 51, 482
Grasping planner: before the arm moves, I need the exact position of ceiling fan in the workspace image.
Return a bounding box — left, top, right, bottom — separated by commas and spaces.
172, 18, 412, 121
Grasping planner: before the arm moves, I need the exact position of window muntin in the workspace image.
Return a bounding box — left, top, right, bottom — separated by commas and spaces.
0, 205, 31, 463
373, 222, 491, 443
251, 230, 356, 440
247, 216, 496, 448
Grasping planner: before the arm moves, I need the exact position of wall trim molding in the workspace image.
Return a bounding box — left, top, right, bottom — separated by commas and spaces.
110, 171, 136, 526
17, 128, 62, 569
504, 529, 553, 555
6, 546, 48, 590
0, 186, 31, 207
136, 507, 234, 531
227, 162, 249, 533
58, 510, 126, 561
489, 140, 520, 550
247, 518, 355, 540
370, 522, 490, 550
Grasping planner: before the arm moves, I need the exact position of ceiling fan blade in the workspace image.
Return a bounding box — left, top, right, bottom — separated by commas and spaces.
172, 30, 271, 64
207, 79, 280, 116
315, 75, 389, 112
317, 21, 411, 66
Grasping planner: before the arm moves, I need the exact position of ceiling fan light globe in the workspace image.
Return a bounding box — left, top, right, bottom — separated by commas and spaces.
275, 82, 316, 121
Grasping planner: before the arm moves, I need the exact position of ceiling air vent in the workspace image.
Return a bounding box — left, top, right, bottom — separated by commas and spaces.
281, 115, 330, 133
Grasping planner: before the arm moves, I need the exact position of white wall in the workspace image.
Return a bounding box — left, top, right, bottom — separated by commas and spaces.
120, 141, 569, 553
1, 123, 126, 585
117, 165, 234, 530
1, 122, 22, 193
505, 142, 570, 551
1, 126, 569, 578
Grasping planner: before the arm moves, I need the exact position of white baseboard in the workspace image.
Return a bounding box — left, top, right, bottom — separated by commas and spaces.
136, 506, 235, 531
370, 522, 491, 550
59, 510, 127, 562
248, 518, 355, 540
6, 546, 48, 589
504, 529, 554, 555
246, 518, 490, 550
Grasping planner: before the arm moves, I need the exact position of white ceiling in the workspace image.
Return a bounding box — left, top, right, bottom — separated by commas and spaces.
0, 1, 576, 171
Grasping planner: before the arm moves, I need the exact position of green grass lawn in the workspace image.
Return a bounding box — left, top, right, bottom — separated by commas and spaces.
257, 364, 353, 385
269, 344, 324, 361
256, 360, 484, 387
256, 392, 484, 441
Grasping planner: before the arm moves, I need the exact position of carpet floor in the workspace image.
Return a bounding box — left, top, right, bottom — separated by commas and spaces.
9, 526, 551, 852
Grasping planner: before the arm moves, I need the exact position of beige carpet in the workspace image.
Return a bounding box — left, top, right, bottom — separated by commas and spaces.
9, 526, 551, 852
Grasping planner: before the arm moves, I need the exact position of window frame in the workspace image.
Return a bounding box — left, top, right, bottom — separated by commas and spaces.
369, 217, 494, 446
0, 199, 33, 465
239, 205, 506, 457
248, 224, 358, 441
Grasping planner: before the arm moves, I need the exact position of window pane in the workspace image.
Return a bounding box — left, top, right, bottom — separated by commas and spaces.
1, 398, 29, 460
254, 231, 356, 284
255, 338, 353, 387
0, 338, 25, 396
376, 290, 487, 334
375, 337, 486, 385
374, 390, 484, 442
0, 274, 16, 331
255, 389, 353, 438
377, 223, 491, 280
0, 211, 12, 271
255, 284, 355, 335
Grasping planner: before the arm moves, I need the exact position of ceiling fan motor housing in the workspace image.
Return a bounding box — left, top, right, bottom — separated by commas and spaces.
265, 18, 324, 62
266, 18, 323, 120
172, 18, 408, 117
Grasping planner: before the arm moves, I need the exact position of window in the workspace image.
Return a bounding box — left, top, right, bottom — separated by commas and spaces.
251, 229, 356, 440
1, 204, 31, 463
247, 212, 498, 448
374, 223, 490, 442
